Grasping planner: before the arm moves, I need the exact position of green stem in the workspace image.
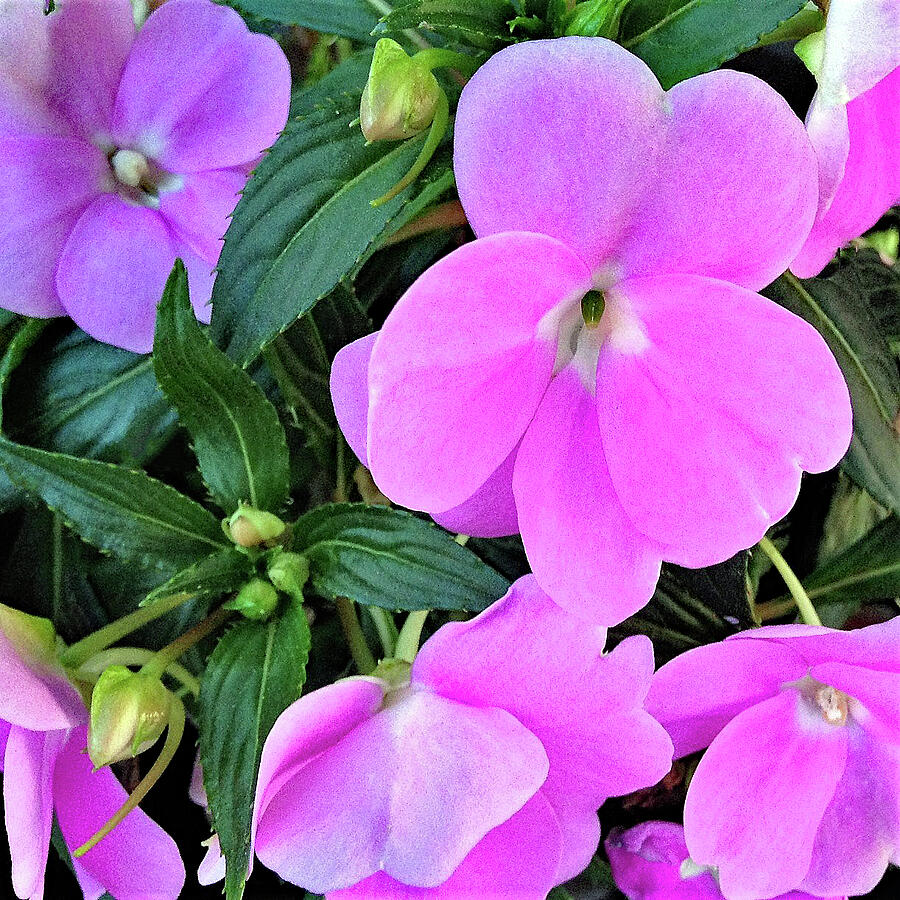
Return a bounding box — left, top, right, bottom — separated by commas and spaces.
140, 607, 231, 681
335, 597, 377, 674
74, 697, 186, 857
366, 606, 398, 658
75, 647, 201, 696
61, 593, 194, 669
371, 89, 449, 208
395, 610, 429, 664
413, 48, 480, 77
758, 536, 822, 626
379, 199, 467, 247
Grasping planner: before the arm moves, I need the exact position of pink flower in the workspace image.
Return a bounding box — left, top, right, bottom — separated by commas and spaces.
647, 618, 900, 899
331, 37, 852, 626
606, 821, 846, 900
0, 0, 289, 351
791, 1, 900, 276
0, 603, 184, 899
212, 575, 672, 896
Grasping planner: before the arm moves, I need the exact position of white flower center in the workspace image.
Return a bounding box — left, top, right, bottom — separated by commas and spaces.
106, 147, 182, 209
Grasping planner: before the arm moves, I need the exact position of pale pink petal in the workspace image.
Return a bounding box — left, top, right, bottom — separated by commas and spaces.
454, 37, 667, 269
331, 333, 378, 466
0, 135, 107, 317
684, 690, 848, 900
45, 0, 134, 141
367, 233, 590, 513
54, 727, 185, 900
647, 638, 806, 757
792, 68, 900, 277
799, 716, 900, 897
197, 834, 226, 887
329, 792, 563, 900
158, 168, 246, 265
255, 689, 547, 892
598, 275, 851, 567
112, 0, 290, 173
617, 70, 817, 290
513, 366, 663, 624
4, 726, 65, 900
0, 719, 9, 766
804, 93, 851, 220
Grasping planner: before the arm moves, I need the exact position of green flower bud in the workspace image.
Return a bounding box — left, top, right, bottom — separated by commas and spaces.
795, 28, 826, 78
266, 551, 310, 602
562, 0, 629, 40
226, 504, 286, 548
0, 602, 63, 676
224, 578, 280, 621
88, 666, 171, 769
360, 39, 442, 142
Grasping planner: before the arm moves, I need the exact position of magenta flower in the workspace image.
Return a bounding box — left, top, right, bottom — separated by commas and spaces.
331, 37, 852, 625
204, 575, 672, 896
606, 821, 845, 900
0, 0, 289, 352
647, 618, 900, 899
791, 1, 900, 276
0, 604, 184, 899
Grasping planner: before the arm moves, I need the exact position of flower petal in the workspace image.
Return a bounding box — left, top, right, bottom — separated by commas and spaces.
54, 726, 185, 900
648, 638, 807, 758
255, 688, 547, 892
514, 366, 663, 624
617, 69, 817, 290
367, 232, 590, 513
328, 792, 563, 900
4, 726, 64, 899
112, 0, 289, 172
331, 332, 378, 467
684, 690, 848, 900
597, 275, 851, 566
0, 135, 107, 317
56, 195, 212, 352
812, 661, 900, 733
454, 37, 667, 269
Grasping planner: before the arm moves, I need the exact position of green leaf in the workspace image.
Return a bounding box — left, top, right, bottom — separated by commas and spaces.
224, 0, 380, 40
766, 268, 900, 516
198, 599, 311, 900
376, 0, 516, 47
211, 51, 454, 366
619, 0, 806, 88
142, 547, 256, 606
154, 261, 290, 514
293, 502, 510, 610
0, 439, 228, 570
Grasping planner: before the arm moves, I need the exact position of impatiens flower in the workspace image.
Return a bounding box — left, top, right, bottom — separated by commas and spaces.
203, 575, 672, 896
331, 37, 852, 625
0, 603, 184, 899
646, 617, 900, 900
0, 0, 289, 351
605, 821, 845, 900
791, 0, 900, 276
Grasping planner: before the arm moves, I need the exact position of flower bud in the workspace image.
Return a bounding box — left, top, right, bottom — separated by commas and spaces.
562, 0, 629, 40
224, 578, 280, 621
226, 504, 286, 548
266, 551, 310, 602
0, 602, 59, 673
88, 666, 171, 769
360, 39, 442, 142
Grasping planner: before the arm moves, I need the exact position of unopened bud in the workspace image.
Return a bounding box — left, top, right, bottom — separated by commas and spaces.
266, 551, 310, 602
226, 504, 286, 548
224, 578, 279, 621
562, 0, 629, 40
88, 666, 171, 769
360, 39, 441, 142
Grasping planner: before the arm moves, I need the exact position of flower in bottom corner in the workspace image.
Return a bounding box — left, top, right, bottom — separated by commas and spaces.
202, 575, 673, 897
605, 821, 846, 900
0, 603, 184, 900
647, 617, 900, 900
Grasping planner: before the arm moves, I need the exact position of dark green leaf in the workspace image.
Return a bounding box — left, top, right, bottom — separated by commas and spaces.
293, 502, 510, 610
376, 0, 516, 47
199, 600, 311, 900
224, 0, 380, 41
766, 268, 900, 516
211, 51, 454, 366
142, 547, 256, 606
0, 439, 228, 570
154, 261, 290, 514
620, 0, 806, 88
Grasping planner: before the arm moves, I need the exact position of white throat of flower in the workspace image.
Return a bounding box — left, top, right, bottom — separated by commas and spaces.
107, 147, 183, 209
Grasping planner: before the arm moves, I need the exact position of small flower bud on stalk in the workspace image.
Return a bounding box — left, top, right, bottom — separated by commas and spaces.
226, 504, 287, 548
224, 578, 280, 621
267, 551, 310, 602
88, 665, 172, 770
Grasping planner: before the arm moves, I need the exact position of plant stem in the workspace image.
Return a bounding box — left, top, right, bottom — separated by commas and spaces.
140, 607, 232, 681
75, 647, 201, 696
335, 597, 377, 674
379, 200, 468, 247
61, 593, 194, 669
395, 610, 429, 664
757, 536, 822, 626
413, 48, 481, 77
367, 606, 398, 658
